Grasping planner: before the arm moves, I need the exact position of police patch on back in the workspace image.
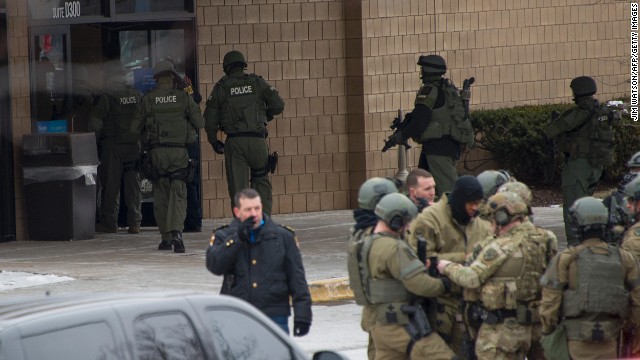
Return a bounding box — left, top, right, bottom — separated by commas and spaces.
229, 85, 255, 96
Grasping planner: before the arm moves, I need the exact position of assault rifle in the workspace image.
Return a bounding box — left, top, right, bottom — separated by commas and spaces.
461, 77, 475, 121
381, 113, 413, 152
542, 111, 559, 185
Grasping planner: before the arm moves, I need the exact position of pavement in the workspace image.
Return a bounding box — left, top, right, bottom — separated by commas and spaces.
0, 207, 566, 301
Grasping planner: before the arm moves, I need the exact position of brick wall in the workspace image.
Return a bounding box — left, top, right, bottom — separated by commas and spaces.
196, 0, 630, 217
196, 0, 352, 218
7, 0, 29, 239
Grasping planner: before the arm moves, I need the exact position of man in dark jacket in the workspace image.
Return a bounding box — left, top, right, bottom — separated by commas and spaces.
206, 188, 312, 336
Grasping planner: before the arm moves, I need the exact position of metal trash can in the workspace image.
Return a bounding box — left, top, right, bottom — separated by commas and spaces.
22, 133, 99, 240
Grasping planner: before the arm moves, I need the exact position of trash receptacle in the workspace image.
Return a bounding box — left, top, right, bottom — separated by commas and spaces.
22, 133, 99, 240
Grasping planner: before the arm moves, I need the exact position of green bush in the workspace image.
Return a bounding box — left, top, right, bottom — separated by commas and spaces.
470, 103, 640, 186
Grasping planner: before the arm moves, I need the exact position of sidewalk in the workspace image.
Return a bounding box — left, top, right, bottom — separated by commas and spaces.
0, 207, 565, 301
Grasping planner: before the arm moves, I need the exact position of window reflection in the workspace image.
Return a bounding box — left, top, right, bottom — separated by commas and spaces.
134, 312, 206, 360
205, 309, 292, 360
22, 321, 123, 359
33, 33, 68, 123
115, 0, 191, 14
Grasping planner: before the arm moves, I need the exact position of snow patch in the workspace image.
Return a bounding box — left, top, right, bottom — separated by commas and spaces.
0, 271, 74, 291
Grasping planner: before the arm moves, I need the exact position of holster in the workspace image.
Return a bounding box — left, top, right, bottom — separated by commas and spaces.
402, 302, 433, 355
268, 151, 278, 174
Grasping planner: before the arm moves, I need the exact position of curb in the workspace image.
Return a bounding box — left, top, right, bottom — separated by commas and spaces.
308, 277, 354, 303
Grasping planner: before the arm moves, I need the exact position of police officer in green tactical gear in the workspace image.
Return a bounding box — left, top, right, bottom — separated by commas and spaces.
350, 192, 456, 359
89, 60, 142, 234
204, 50, 285, 216
620, 175, 640, 357
393, 55, 475, 198
348, 177, 398, 360
540, 196, 640, 360
130, 59, 204, 253
544, 76, 618, 245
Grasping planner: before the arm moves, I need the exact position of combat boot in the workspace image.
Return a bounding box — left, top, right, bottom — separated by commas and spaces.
158, 240, 172, 250
128, 225, 140, 234
171, 231, 185, 253
96, 223, 118, 233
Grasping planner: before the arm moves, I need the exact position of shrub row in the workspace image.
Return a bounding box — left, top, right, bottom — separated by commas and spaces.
470, 102, 640, 185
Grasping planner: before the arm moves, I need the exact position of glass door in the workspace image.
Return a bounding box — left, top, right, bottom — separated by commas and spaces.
29, 25, 72, 133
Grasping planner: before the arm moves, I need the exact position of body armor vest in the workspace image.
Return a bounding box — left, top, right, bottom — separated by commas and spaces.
347, 231, 411, 306
562, 245, 629, 318
417, 79, 474, 146
103, 88, 141, 143
480, 225, 545, 310
562, 102, 615, 166
144, 88, 189, 147
217, 74, 268, 133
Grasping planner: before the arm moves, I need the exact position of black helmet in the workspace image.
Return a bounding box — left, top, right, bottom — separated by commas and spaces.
570, 76, 597, 97
417, 55, 447, 75
223, 50, 247, 72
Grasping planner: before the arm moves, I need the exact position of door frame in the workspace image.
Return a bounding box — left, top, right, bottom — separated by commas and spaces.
0, 11, 15, 242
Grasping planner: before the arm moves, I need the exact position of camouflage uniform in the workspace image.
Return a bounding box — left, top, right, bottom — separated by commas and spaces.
362, 232, 454, 360
540, 239, 640, 359
442, 221, 546, 360
622, 222, 640, 260
407, 193, 492, 356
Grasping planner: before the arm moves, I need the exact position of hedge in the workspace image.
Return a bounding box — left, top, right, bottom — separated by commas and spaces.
469, 102, 640, 186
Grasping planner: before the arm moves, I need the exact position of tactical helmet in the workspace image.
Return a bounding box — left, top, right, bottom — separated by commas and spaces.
223, 50, 247, 71
374, 193, 418, 231
498, 181, 533, 207
357, 177, 398, 211
623, 175, 640, 201
627, 151, 640, 169
486, 191, 528, 226
153, 60, 176, 76
477, 170, 511, 198
417, 54, 447, 74
568, 197, 608, 240
570, 76, 597, 97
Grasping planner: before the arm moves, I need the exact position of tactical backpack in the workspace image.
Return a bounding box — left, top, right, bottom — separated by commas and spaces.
417, 79, 474, 147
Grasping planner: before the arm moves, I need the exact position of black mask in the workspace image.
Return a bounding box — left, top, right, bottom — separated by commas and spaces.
448, 175, 484, 225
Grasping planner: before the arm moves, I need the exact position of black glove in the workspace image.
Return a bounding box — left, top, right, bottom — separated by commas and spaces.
293, 321, 310, 337
212, 140, 225, 155
440, 278, 452, 294
237, 216, 255, 242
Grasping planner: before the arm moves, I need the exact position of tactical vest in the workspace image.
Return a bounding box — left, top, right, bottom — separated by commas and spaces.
103, 88, 141, 143
479, 226, 545, 310
216, 74, 268, 134
416, 79, 474, 146
562, 102, 616, 166
562, 245, 629, 319
347, 232, 412, 306
143, 89, 189, 147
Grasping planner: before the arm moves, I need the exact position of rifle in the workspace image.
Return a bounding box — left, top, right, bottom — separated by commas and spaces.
381, 113, 413, 152
461, 77, 475, 121
542, 111, 559, 185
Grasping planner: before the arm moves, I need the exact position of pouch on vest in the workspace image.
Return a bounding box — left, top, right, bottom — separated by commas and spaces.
143, 115, 158, 146
564, 320, 620, 343
480, 281, 506, 310
588, 106, 615, 166
541, 325, 570, 360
